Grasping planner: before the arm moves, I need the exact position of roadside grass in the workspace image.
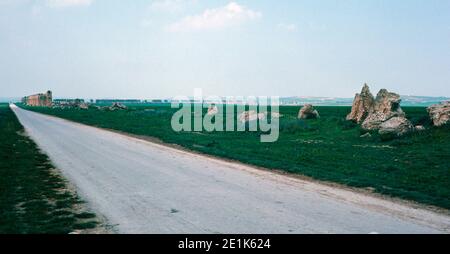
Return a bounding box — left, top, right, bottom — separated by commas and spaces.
20, 104, 450, 210
0, 103, 98, 234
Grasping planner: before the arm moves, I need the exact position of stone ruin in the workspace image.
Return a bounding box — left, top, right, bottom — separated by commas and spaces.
22, 91, 52, 107
347, 84, 413, 137
427, 101, 450, 127
298, 104, 320, 119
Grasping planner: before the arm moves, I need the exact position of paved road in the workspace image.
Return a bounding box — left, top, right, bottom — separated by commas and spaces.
11, 105, 450, 233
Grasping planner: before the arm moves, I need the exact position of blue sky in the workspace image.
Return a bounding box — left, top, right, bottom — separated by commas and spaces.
1, 0, 449, 99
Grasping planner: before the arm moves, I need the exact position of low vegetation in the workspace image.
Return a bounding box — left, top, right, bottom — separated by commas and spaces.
0, 104, 98, 233
20, 104, 450, 210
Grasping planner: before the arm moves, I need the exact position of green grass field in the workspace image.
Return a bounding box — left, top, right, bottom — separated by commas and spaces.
20, 103, 450, 210
0, 104, 98, 233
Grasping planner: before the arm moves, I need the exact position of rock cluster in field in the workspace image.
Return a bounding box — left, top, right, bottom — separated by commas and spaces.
52, 99, 90, 110
427, 101, 450, 127
298, 104, 320, 119
348, 84, 413, 137
361, 89, 410, 131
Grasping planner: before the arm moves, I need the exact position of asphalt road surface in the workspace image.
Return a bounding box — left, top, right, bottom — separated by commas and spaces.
11, 105, 450, 233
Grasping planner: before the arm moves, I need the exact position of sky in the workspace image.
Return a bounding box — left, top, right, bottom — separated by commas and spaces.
1, 0, 449, 99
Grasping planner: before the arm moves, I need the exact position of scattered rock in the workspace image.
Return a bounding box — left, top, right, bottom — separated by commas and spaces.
52, 99, 90, 110
427, 101, 450, 127
79, 103, 89, 110
257, 112, 267, 121
360, 112, 384, 130
207, 104, 218, 116
271, 112, 283, 118
415, 125, 426, 131
360, 133, 372, 138
298, 104, 320, 119
378, 116, 413, 137
346, 84, 374, 123
239, 111, 266, 123
109, 102, 127, 111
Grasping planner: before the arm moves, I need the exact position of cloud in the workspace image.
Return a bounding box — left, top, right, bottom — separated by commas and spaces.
278, 23, 297, 32
45, 0, 93, 8
167, 2, 261, 32
149, 0, 197, 13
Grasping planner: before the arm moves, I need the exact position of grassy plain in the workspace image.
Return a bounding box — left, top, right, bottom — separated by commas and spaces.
0, 104, 97, 233
21, 103, 450, 210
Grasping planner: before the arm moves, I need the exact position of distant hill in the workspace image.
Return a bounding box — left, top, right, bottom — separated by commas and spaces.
0, 97, 20, 103
280, 97, 353, 106
400, 96, 450, 106
280, 96, 449, 107
3, 95, 448, 106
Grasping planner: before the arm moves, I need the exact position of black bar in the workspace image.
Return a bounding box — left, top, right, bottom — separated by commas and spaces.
0, 234, 447, 253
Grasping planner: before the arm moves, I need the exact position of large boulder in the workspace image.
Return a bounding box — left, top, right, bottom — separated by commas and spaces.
378, 116, 413, 137
298, 104, 320, 119
361, 112, 390, 130
346, 84, 374, 123
361, 88, 407, 131
427, 101, 450, 127
415, 125, 426, 131
371, 89, 404, 117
